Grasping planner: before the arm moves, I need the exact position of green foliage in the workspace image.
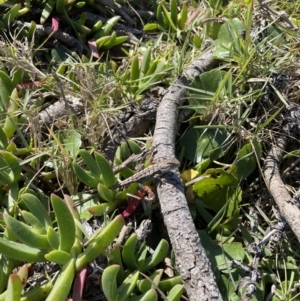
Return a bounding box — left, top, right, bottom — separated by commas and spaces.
214, 18, 246, 60
181, 127, 231, 165
57, 129, 81, 158
4, 211, 52, 249
137, 270, 163, 294
5, 273, 23, 301
19, 282, 53, 301
0, 152, 21, 185
126, 49, 174, 97
73, 150, 115, 188
182, 69, 234, 118
230, 139, 262, 181
122, 234, 169, 273
166, 285, 184, 301
76, 214, 125, 270
0, 190, 125, 300
102, 253, 183, 301
158, 276, 183, 292
145, 0, 188, 33
0, 3, 128, 51
51, 194, 76, 253
102, 266, 140, 301
77, 141, 145, 217
0, 0, 300, 299
0, 4, 21, 28
45, 258, 75, 301
116, 140, 142, 161
3, 89, 19, 140
72, 149, 120, 215
194, 168, 242, 213
91, 197, 184, 301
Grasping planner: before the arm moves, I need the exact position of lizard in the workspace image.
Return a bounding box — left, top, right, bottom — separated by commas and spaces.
109, 157, 180, 190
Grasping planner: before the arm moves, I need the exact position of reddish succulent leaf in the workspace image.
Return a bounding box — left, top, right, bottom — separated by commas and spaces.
122, 200, 139, 217
17, 81, 43, 90
88, 40, 100, 58
72, 267, 88, 301
186, 9, 201, 27
122, 195, 143, 218
136, 190, 145, 198
52, 17, 59, 32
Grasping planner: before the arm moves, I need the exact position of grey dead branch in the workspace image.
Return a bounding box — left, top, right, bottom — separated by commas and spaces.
153, 50, 222, 301
15, 95, 84, 142
100, 90, 162, 161
32, 51, 223, 301
38, 96, 84, 125
263, 111, 300, 242
95, 49, 223, 300
12, 20, 84, 54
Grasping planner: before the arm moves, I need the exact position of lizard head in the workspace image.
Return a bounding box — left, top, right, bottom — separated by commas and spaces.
167, 157, 180, 168
154, 157, 180, 171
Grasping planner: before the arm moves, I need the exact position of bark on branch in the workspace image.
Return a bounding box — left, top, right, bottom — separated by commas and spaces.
263, 134, 300, 242
152, 50, 223, 301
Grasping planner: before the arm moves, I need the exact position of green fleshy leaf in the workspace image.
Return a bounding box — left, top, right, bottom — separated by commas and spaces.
194, 168, 241, 213
45, 259, 75, 301
51, 194, 76, 253
101, 265, 119, 301
75, 215, 124, 270
20, 193, 52, 229
230, 139, 262, 181
45, 250, 72, 265
4, 212, 51, 249
5, 274, 22, 301
57, 129, 81, 158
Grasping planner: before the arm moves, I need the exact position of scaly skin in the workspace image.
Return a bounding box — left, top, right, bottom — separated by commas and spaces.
110, 157, 180, 189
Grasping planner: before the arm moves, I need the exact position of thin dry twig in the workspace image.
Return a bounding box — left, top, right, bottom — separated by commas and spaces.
263, 133, 300, 242
257, 0, 297, 29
